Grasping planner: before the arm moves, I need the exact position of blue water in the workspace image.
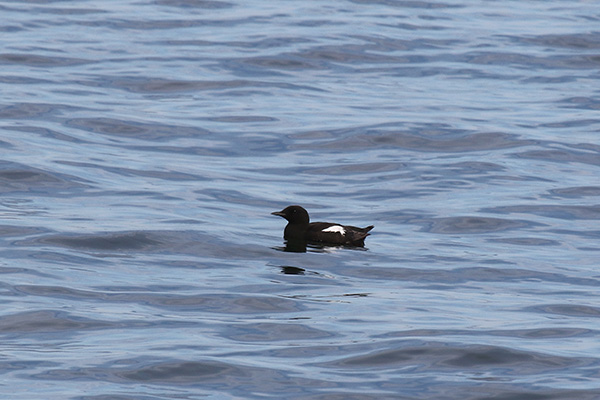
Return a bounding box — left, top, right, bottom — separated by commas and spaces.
1, 0, 600, 398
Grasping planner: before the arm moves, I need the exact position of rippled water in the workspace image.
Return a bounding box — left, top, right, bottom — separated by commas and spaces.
1, 0, 600, 399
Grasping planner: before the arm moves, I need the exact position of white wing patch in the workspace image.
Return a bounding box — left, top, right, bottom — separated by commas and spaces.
322, 225, 346, 235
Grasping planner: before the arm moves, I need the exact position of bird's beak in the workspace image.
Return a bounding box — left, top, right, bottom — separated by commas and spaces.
271, 211, 285, 217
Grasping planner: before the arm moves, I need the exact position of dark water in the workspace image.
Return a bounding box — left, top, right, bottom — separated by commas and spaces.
1, 0, 600, 399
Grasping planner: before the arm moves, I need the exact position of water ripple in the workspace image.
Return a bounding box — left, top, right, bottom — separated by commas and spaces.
2, 1, 600, 398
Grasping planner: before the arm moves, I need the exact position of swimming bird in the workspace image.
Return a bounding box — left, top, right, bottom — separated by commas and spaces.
272, 205, 373, 246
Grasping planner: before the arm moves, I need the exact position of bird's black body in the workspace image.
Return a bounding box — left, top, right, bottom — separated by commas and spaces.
272, 205, 373, 247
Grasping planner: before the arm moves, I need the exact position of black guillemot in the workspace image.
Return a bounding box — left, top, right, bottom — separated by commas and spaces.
272, 205, 373, 247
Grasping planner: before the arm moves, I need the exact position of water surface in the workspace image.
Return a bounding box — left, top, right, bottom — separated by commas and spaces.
1, 0, 599, 399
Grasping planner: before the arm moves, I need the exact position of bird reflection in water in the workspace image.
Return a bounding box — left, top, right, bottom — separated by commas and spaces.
280, 266, 305, 275
273, 238, 369, 253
